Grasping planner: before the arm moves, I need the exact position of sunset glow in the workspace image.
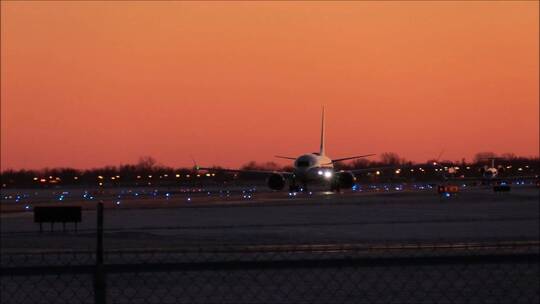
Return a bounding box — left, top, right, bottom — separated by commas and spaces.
1, 2, 538, 170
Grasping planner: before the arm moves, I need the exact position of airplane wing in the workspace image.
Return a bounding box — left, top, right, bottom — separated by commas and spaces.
197, 166, 294, 176
274, 155, 297, 160
346, 166, 399, 174
332, 154, 376, 163
345, 163, 438, 175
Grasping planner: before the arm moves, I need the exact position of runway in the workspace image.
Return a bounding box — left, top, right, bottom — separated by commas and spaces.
1, 186, 538, 251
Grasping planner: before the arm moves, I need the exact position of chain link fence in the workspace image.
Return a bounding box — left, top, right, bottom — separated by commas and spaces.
1, 241, 539, 304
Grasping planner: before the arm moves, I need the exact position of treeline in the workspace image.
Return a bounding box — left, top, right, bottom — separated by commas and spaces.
1, 153, 538, 189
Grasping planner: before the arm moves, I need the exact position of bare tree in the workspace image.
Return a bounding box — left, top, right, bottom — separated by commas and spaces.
136, 156, 156, 170
241, 161, 281, 171
501, 153, 517, 160
380, 152, 402, 165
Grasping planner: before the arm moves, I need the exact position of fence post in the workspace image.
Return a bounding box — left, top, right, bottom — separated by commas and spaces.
94, 201, 106, 304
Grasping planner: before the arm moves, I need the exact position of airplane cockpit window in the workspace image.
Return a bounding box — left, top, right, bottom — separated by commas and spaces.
297, 160, 310, 167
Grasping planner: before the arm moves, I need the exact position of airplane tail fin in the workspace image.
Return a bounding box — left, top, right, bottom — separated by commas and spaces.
190, 156, 200, 171
320, 106, 325, 156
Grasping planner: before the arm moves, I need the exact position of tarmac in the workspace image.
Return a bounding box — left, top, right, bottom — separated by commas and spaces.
1, 185, 538, 251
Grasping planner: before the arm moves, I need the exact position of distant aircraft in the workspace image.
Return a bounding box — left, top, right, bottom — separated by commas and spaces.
197, 108, 380, 192
444, 157, 538, 186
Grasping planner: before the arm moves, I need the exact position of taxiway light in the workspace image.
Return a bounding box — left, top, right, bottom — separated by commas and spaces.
176, 174, 180, 178
33, 177, 38, 181
395, 169, 401, 174
324, 171, 332, 178
375, 171, 381, 175
74, 176, 79, 180
98, 176, 104, 180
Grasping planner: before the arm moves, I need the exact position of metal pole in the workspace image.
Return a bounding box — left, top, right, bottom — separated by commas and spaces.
94, 201, 106, 304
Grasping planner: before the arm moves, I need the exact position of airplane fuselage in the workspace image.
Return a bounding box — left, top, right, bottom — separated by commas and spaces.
292, 153, 334, 183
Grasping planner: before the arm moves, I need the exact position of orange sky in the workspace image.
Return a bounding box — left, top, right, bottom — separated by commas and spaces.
1, 2, 538, 170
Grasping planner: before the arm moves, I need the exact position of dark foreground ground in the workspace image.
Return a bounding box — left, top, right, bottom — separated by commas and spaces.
1, 186, 539, 303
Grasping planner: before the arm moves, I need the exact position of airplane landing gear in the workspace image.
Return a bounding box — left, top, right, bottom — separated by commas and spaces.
330, 181, 341, 192
289, 178, 307, 193
289, 185, 301, 192
289, 177, 300, 192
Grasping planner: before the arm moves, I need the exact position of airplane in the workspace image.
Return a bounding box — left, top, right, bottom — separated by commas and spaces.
441, 157, 538, 187
197, 108, 382, 192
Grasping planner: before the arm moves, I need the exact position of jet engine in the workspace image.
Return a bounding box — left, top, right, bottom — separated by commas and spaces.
336, 171, 356, 189
267, 173, 286, 190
